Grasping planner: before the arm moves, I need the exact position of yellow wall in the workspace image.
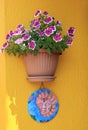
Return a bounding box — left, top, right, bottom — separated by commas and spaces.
0, 0, 88, 130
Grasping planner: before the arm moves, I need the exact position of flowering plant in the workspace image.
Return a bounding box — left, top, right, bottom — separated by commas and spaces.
0, 10, 75, 56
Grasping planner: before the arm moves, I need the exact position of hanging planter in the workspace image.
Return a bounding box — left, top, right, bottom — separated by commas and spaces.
0, 10, 75, 82
24, 49, 60, 82
0, 10, 75, 122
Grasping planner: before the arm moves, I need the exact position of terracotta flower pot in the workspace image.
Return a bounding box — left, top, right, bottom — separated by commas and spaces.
24, 49, 59, 82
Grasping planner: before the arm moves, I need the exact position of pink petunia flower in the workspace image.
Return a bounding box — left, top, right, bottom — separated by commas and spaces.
39, 30, 44, 37
17, 24, 23, 30
43, 11, 48, 15
34, 10, 41, 17
21, 29, 30, 35
23, 35, 31, 41
15, 38, 23, 44
67, 27, 75, 38
44, 16, 53, 24
21, 30, 26, 34
28, 40, 36, 50
33, 20, 41, 29
9, 30, 14, 36
67, 38, 73, 45
68, 33, 74, 37
49, 26, 56, 32
53, 33, 62, 42
6, 34, 10, 42
13, 30, 22, 36
2, 42, 9, 49
56, 21, 61, 26
44, 27, 54, 37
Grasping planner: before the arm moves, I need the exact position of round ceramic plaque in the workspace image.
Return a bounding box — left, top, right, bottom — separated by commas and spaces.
28, 88, 59, 122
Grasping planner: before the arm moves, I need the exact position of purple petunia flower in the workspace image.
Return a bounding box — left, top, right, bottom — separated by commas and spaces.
17, 24, 23, 30
28, 40, 36, 50
56, 21, 61, 26
67, 38, 73, 45
32, 19, 35, 24
13, 30, 22, 36
15, 38, 23, 44
21, 30, 26, 34
67, 27, 75, 37
68, 33, 74, 37
39, 30, 44, 37
22, 29, 30, 34
68, 27, 75, 34
23, 35, 31, 41
49, 26, 56, 32
44, 27, 54, 37
34, 10, 41, 17
43, 11, 48, 15
6, 34, 10, 41
33, 20, 41, 29
53, 33, 62, 42
44, 16, 53, 24
2, 42, 9, 49
9, 30, 14, 36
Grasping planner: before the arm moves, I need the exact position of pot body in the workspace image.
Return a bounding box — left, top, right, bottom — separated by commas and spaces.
24, 49, 59, 80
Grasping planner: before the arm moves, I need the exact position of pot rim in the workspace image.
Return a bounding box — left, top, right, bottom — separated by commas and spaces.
23, 49, 62, 56
38, 49, 61, 54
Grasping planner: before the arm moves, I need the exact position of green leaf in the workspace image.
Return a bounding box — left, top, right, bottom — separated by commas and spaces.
47, 48, 51, 54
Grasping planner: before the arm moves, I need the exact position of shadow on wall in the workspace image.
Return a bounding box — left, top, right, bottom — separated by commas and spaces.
6, 54, 43, 129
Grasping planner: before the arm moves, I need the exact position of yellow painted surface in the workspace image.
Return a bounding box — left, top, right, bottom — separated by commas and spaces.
0, 0, 7, 130
0, 0, 88, 130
